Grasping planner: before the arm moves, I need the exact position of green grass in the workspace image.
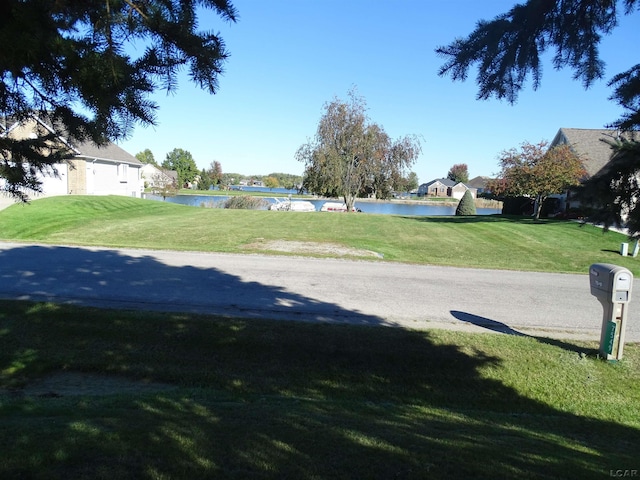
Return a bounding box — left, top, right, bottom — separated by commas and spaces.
1, 300, 639, 479
1, 196, 639, 478
0, 195, 635, 274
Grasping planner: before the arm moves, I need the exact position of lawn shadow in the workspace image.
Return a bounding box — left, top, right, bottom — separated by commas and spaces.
0, 244, 388, 327
2, 303, 638, 478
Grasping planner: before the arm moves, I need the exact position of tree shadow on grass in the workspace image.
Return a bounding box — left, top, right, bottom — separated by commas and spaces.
0, 246, 638, 478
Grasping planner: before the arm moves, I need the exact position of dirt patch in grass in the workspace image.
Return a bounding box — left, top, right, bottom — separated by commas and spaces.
1, 372, 177, 398
244, 239, 383, 258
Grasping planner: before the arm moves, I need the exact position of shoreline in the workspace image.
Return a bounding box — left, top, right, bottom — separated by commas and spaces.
171, 191, 503, 209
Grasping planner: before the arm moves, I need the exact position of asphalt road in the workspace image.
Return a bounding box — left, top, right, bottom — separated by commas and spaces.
1, 241, 638, 341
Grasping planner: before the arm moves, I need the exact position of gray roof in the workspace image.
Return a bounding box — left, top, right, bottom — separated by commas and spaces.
467, 176, 492, 189
75, 140, 142, 165
2, 114, 141, 166
423, 178, 456, 188
550, 128, 638, 177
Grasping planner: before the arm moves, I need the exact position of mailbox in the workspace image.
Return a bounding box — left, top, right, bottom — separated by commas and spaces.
589, 263, 633, 303
589, 263, 633, 361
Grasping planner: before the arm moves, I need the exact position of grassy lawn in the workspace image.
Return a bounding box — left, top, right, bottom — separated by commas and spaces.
1, 301, 639, 479
0, 195, 636, 274
1, 195, 639, 478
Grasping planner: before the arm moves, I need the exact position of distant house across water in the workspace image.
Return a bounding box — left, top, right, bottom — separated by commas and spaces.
417, 178, 477, 199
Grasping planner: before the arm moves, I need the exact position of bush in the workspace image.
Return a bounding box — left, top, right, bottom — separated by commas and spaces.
455, 190, 476, 216
223, 195, 269, 210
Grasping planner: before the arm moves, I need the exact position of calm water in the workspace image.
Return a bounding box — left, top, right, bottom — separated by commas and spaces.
145, 192, 502, 216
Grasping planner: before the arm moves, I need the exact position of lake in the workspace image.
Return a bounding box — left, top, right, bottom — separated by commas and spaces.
144, 192, 502, 216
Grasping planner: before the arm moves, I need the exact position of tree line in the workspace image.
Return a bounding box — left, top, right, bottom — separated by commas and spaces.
135, 148, 303, 191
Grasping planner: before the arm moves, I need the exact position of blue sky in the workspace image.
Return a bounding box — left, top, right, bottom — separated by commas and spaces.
119, 0, 638, 184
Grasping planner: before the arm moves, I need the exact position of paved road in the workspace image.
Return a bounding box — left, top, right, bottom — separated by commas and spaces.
1, 241, 638, 341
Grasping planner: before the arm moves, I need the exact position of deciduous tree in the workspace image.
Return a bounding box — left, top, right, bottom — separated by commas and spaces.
208, 161, 224, 186
489, 141, 586, 220
296, 90, 421, 210
198, 168, 212, 191
264, 176, 279, 189
393, 171, 419, 194
447, 164, 469, 184
163, 148, 199, 188
136, 149, 157, 166
0, 0, 237, 199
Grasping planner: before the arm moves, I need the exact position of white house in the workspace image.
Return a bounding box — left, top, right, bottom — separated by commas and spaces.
1, 115, 143, 198
418, 178, 477, 199
141, 163, 178, 189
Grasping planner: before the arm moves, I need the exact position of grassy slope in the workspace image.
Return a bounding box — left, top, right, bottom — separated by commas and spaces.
0, 195, 635, 274
0, 301, 638, 479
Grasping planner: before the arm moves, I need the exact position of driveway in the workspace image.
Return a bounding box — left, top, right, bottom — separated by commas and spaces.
0, 241, 638, 341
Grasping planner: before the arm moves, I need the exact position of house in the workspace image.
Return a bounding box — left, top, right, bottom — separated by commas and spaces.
467, 176, 492, 195
141, 163, 178, 189
1, 115, 143, 198
418, 178, 455, 197
549, 128, 639, 212
550, 128, 630, 177
418, 178, 477, 199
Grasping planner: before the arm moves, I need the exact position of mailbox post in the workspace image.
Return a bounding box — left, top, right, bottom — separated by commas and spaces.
589, 263, 633, 361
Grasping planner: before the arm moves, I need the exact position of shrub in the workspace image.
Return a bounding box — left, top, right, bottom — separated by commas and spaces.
455, 190, 477, 216
223, 195, 269, 210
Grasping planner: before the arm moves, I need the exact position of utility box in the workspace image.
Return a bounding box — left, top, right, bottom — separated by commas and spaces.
589, 263, 633, 361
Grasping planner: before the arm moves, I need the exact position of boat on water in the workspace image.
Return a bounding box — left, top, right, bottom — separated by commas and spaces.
269, 198, 316, 212
320, 201, 349, 212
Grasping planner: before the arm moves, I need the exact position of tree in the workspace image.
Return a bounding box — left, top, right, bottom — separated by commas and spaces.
267, 172, 303, 190
296, 90, 421, 211
447, 163, 469, 184
162, 148, 199, 188
264, 176, 279, 189
436, 0, 640, 231
0, 0, 237, 200
488, 141, 586, 220
136, 149, 157, 166
436, 0, 639, 130
208, 161, 224, 186
393, 171, 419, 193
156, 181, 178, 201
198, 168, 212, 191
456, 189, 476, 216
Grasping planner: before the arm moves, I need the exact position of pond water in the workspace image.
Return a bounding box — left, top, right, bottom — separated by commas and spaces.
145, 192, 502, 216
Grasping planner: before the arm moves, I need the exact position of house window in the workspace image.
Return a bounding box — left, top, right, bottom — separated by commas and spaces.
118, 163, 128, 183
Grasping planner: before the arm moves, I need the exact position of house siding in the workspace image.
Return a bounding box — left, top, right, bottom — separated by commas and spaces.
85, 158, 141, 197
67, 159, 87, 194
39, 163, 69, 195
